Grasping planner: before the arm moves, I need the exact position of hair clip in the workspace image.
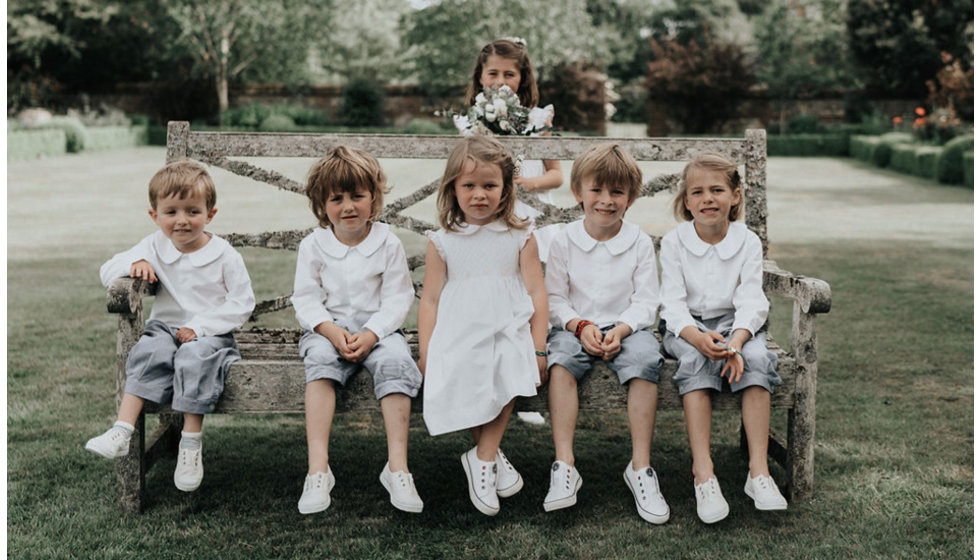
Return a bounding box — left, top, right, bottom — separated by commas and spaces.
504, 36, 527, 47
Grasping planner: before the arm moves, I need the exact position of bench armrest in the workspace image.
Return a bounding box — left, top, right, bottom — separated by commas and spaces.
106, 277, 157, 315
763, 260, 832, 314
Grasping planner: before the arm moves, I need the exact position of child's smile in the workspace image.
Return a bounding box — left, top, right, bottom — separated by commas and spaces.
684, 168, 740, 241
454, 160, 504, 226
149, 192, 216, 253
575, 178, 633, 241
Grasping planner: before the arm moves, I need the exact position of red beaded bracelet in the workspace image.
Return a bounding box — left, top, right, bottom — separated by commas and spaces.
574, 320, 594, 340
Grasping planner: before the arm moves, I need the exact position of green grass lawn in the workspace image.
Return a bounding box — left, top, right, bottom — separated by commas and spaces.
7, 149, 974, 559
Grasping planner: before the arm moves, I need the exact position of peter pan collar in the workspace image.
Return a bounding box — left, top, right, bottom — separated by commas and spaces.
313, 222, 388, 258
677, 220, 747, 260
154, 230, 227, 266
567, 219, 641, 256
455, 220, 511, 235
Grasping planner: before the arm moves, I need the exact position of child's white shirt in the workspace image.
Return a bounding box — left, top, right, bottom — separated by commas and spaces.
99, 230, 255, 336
291, 222, 413, 338
659, 221, 768, 337
545, 219, 660, 333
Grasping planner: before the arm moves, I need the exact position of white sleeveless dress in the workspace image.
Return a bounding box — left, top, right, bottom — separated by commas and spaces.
422, 221, 539, 436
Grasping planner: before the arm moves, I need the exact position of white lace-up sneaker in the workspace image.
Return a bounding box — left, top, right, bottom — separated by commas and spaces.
298, 469, 336, 514
380, 463, 424, 513
84, 427, 131, 459
461, 447, 499, 516
543, 460, 582, 512
623, 462, 670, 524
495, 449, 524, 498
694, 476, 729, 524
173, 447, 204, 492
744, 473, 788, 511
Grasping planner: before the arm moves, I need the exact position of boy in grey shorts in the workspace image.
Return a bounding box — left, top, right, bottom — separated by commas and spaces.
542, 144, 669, 524
85, 161, 256, 493
291, 146, 423, 515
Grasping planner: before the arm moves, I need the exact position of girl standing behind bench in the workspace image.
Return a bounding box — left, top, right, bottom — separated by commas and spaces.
291, 146, 423, 515
658, 152, 787, 524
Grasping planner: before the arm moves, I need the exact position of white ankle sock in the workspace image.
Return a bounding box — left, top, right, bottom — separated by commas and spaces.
113, 421, 135, 436
179, 431, 202, 451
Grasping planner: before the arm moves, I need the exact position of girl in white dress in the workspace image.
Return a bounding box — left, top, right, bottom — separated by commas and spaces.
462, 37, 563, 262
418, 135, 549, 516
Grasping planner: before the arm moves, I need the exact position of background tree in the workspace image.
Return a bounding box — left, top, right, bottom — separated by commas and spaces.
755, 0, 857, 133
161, 0, 326, 124
845, 0, 973, 98
401, 0, 607, 98
313, 0, 411, 83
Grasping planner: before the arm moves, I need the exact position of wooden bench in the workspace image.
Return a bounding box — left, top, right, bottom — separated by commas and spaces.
107, 121, 831, 512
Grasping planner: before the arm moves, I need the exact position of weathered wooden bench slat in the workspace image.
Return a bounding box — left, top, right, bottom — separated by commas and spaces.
109, 123, 830, 513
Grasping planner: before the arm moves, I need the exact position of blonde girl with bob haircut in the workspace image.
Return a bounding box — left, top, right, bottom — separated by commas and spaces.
292, 145, 424, 516
659, 152, 786, 525
418, 135, 549, 516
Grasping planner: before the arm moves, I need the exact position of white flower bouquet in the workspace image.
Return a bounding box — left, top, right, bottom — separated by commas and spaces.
450, 85, 554, 137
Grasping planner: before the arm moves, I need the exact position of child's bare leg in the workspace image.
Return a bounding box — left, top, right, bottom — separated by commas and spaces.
548, 366, 578, 465
116, 393, 145, 426
469, 426, 482, 445
380, 393, 411, 472
183, 413, 203, 433
305, 379, 336, 474
741, 386, 772, 478
627, 378, 658, 470
683, 389, 715, 483
476, 400, 515, 461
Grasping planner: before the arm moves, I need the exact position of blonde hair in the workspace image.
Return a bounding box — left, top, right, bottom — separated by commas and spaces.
306, 146, 390, 229
466, 38, 539, 108
673, 152, 744, 222
148, 161, 217, 210
437, 136, 528, 232
570, 143, 643, 203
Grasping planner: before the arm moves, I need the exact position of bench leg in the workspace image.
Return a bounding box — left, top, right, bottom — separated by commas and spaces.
116, 412, 147, 513
787, 307, 819, 502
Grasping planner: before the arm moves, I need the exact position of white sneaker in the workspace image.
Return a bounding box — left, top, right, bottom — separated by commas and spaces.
380, 463, 423, 513
495, 449, 524, 498
84, 427, 131, 459
516, 411, 547, 425
694, 477, 729, 524
461, 447, 499, 516
173, 447, 204, 492
543, 460, 582, 512
744, 473, 788, 511
298, 470, 336, 514
623, 462, 670, 524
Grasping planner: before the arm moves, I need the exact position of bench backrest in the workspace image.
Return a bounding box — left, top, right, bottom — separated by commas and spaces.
165, 121, 768, 322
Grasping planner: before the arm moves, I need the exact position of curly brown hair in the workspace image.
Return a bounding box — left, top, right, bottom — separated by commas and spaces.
305, 146, 390, 229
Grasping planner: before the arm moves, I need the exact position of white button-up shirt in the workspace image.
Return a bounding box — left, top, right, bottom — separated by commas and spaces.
99, 231, 255, 337
291, 222, 414, 338
545, 219, 660, 332
659, 221, 768, 337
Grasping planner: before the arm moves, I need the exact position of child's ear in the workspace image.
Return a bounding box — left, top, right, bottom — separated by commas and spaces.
206, 207, 218, 222
148, 208, 158, 222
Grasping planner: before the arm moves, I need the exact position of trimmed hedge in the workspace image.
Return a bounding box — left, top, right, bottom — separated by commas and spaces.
889, 144, 919, 175
8, 128, 68, 160
937, 136, 973, 185
48, 116, 89, 152
767, 134, 849, 156
850, 135, 878, 162
913, 146, 942, 179
86, 125, 149, 151
964, 151, 973, 188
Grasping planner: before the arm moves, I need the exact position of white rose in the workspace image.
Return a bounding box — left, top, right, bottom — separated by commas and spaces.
500, 120, 512, 132
494, 98, 508, 116
499, 85, 513, 95
475, 93, 486, 105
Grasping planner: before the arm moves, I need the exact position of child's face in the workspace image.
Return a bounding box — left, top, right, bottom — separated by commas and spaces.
454, 160, 503, 226
479, 55, 522, 95
684, 167, 740, 230
149, 191, 216, 253
575, 176, 634, 236
324, 186, 375, 245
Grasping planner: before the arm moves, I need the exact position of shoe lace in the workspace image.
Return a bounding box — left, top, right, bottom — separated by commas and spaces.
698, 479, 719, 501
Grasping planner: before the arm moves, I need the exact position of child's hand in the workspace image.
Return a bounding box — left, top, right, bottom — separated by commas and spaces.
689, 330, 730, 361
176, 327, 197, 343
344, 330, 379, 363
316, 322, 353, 356
537, 355, 549, 385
580, 324, 604, 357
130, 260, 157, 283
515, 175, 537, 192
601, 329, 624, 361
721, 348, 744, 383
